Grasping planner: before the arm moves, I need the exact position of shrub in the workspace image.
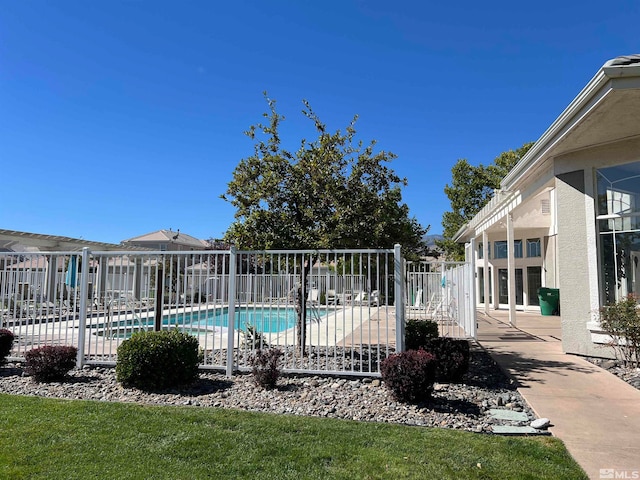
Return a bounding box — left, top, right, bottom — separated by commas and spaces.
0, 329, 15, 365
380, 349, 437, 402
599, 294, 640, 367
405, 319, 439, 350
250, 348, 282, 389
425, 338, 470, 383
242, 326, 268, 350
25, 345, 77, 382
116, 329, 201, 391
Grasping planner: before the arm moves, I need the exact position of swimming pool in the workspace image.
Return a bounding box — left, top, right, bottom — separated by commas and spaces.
183, 307, 302, 333
95, 306, 325, 336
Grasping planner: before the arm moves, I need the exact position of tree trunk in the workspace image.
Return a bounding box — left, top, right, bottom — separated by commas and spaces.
295, 254, 316, 357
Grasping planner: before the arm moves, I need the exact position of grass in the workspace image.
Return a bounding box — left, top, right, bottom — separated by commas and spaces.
0, 393, 586, 479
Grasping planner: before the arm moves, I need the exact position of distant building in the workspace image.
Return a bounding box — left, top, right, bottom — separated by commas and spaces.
0, 229, 137, 252
121, 229, 208, 251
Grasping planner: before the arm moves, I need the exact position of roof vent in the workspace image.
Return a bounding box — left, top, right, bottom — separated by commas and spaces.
541, 199, 551, 215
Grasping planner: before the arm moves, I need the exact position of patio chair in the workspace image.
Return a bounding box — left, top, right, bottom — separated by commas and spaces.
337, 290, 353, 305
326, 289, 337, 305
353, 290, 380, 306
408, 288, 424, 310
307, 289, 320, 306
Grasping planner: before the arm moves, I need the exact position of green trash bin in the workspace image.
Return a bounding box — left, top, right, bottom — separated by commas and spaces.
538, 287, 560, 316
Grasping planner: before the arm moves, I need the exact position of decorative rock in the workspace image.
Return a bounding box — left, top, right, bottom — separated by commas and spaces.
0, 345, 537, 434
530, 418, 551, 429
492, 425, 548, 435
488, 409, 529, 422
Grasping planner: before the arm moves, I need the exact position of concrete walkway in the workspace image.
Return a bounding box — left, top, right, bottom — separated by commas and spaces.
476, 310, 640, 480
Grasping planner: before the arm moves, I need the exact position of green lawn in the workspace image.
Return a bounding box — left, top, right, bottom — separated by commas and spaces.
0, 393, 586, 479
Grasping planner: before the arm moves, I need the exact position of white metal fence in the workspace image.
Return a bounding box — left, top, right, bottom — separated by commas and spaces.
405, 260, 477, 339
1, 246, 475, 376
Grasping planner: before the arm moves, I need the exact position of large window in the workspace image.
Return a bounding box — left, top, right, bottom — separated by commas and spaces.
478, 266, 493, 304
494, 241, 507, 259
514, 240, 523, 258
494, 240, 522, 258
596, 161, 640, 304
527, 238, 541, 257
498, 268, 523, 305
527, 266, 542, 306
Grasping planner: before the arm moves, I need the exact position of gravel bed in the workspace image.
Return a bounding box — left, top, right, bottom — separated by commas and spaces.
0, 342, 536, 433
585, 357, 640, 390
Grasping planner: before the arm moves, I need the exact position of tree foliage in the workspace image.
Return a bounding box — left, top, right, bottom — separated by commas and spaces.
221, 94, 427, 255
222, 94, 427, 354
439, 143, 533, 260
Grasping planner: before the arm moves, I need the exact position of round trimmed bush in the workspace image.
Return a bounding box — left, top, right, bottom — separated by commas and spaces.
425, 338, 470, 383
0, 329, 15, 365
25, 345, 77, 382
116, 329, 201, 391
405, 319, 439, 350
380, 349, 437, 402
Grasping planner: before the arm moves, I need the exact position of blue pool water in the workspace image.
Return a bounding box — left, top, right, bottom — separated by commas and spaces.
181, 308, 302, 333
100, 307, 324, 335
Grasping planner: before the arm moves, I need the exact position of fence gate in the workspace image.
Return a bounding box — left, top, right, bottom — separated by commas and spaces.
404, 259, 476, 339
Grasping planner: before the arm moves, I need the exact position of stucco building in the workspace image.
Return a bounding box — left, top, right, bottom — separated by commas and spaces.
455, 54, 640, 357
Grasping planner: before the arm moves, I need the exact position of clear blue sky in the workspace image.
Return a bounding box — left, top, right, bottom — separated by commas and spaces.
1, 1, 638, 245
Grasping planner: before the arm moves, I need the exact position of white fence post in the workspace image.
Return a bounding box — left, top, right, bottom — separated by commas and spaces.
76, 247, 91, 368
394, 244, 405, 352
226, 246, 237, 377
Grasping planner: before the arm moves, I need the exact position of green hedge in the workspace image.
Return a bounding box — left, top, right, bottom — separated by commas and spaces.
116, 329, 201, 391
405, 319, 439, 350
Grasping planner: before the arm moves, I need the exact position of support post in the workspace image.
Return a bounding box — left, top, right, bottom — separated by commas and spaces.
482, 230, 490, 315
46, 255, 57, 303
468, 237, 477, 338
226, 246, 237, 377
394, 244, 405, 352
154, 267, 163, 331
507, 212, 517, 326
76, 248, 91, 368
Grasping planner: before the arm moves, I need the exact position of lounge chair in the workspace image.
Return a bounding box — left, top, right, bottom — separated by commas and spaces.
350, 291, 365, 304
409, 289, 424, 309
353, 290, 379, 306
336, 290, 352, 305
307, 288, 320, 305
326, 289, 337, 305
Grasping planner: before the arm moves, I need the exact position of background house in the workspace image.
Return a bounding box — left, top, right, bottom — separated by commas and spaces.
122, 229, 209, 251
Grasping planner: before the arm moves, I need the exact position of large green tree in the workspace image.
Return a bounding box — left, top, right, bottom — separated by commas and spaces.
439, 143, 534, 260
222, 94, 427, 352
222, 95, 426, 254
